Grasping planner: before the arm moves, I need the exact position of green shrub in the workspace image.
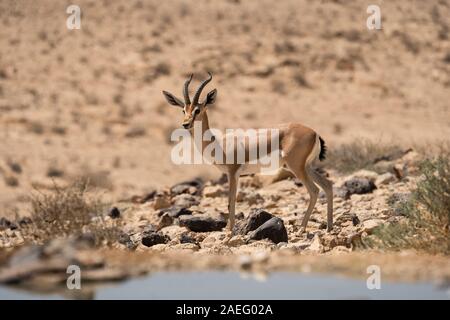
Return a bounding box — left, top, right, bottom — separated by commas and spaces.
369, 154, 450, 254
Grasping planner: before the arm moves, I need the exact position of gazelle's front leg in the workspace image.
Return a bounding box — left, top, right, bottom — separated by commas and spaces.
227, 169, 239, 231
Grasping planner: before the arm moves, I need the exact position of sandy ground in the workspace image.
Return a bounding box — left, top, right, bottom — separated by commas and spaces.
0, 1, 449, 216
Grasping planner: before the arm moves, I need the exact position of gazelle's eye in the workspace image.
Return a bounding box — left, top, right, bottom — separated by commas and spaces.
194, 108, 200, 115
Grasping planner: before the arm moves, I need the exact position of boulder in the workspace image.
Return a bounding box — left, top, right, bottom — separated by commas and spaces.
141, 230, 170, 247
248, 217, 288, 244
233, 209, 274, 235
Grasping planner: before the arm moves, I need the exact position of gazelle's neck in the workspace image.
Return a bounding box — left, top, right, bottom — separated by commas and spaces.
192, 111, 214, 157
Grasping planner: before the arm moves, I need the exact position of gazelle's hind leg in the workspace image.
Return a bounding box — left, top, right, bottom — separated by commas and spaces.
286, 164, 319, 233
307, 166, 334, 232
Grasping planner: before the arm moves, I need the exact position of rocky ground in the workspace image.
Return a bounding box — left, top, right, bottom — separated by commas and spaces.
2, 148, 450, 292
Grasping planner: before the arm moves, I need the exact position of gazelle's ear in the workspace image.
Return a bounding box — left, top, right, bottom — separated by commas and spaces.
162, 91, 184, 108
205, 88, 217, 106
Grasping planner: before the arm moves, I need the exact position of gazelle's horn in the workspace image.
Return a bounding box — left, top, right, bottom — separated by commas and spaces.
183, 73, 193, 105
192, 72, 212, 106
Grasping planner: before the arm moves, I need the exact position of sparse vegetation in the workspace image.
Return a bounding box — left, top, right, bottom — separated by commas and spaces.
368, 154, 450, 254
21, 181, 120, 246
324, 139, 406, 173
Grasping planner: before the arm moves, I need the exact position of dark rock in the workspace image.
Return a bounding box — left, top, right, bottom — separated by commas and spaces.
108, 207, 121, 219
211, 173, 228, 185
158, 206, 192, 218
158, 213, 174, 229
342, 178, 376, 196
351, 214, 360, 226
180, 233, 197, 244
172, 194, 200, 208
233, 209, 274, 235
0, 217, 17, 231
118, 232, 136, 249
248, 217, 288, 244
18, 217, 32, 227
179, 215, 227, 232
170, 178, 203, 196
131, 190, 156, 204
141, 230, 170, 247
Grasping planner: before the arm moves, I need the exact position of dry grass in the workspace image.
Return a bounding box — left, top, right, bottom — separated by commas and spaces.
20, 181, 120, 246
323, 139, 406, 173
368, 153, 450, 254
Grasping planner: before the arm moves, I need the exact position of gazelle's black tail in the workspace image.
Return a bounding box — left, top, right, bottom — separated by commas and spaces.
318, 136, 327, 161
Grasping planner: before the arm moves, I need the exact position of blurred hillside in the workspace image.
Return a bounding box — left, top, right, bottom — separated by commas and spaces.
0, 0, 449, 214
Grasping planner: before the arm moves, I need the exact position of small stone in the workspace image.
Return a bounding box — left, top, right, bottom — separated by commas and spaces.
375, 173, 395, 186
361, 219, 384, 234
108, 207, 121, 219
343, 177, 376, 196
158, 213, 174, 229
172, 194, 200, 208
170, 178, 203, 196
351, 214, 360, 226
158, 206, 192, 218
227, 235, 246, 247
239, 255, 252, 269
203, 185, 226, 198
308, 234, 324, 253
233, 209, 274, 235
180, 233, 197, 244
248, 217, 288, 244
179, 215, 227, 232
0, 218, 17, 231
153, 193, 171, 210
141, 230, 170, 247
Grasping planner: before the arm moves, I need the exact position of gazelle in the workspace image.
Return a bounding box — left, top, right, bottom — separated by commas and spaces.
163, 73, 333, 233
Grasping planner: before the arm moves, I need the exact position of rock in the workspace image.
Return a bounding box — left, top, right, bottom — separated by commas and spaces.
179, 215, 227, 232
158, 213, 174, 229
153, 193, 171, 210
361, 219, 384, 234
237, 191, 263, 205
170, 178, 203, 196
375, 173, 396, 186
179, 233, 197, 244
349, 170, 379, 182
393, 163, 407, 179
351, 214, 360, 226
158, 206, 192, 218
118, 232, 136, 249
342, 177, 376, 196
248, 217, 288, 244
308, 234, 324, 253
238, 255, 252, 269
233, 209, 274, 235
172, 194, 200, 208
203, 185, 226, 198
18, 217, 32, 227
131, 190, 156, 204
227, 235, 246, 247
108, 207, 121, 219
0, 218, 17, 231
141, 230, 170, 247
